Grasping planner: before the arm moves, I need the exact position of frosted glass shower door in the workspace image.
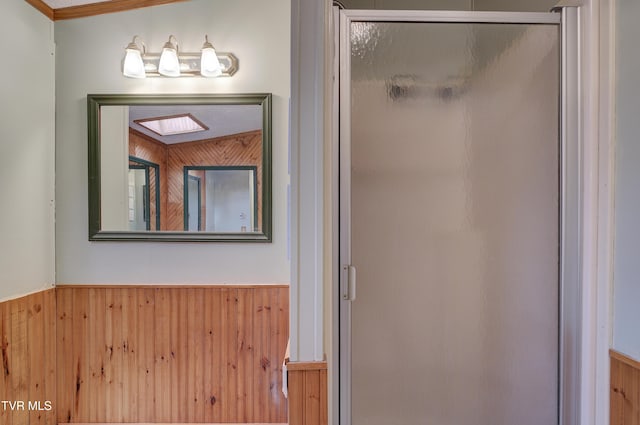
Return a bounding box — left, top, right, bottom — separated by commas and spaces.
340, 12, 560, 425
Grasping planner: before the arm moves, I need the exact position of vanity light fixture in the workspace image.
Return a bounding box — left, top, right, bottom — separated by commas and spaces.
122, 35, 238, 78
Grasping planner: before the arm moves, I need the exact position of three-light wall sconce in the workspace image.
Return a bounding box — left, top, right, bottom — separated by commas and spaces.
122, 35, 238, 78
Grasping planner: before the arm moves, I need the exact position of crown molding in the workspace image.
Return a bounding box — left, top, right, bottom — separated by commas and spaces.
25, 0, 187, 21
24, 0, 54, 20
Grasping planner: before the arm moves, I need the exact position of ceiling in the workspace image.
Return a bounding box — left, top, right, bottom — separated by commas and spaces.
42, 0, 111, 8
128, 104, 262, 145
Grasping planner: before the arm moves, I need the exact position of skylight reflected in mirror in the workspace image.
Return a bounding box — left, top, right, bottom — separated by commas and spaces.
134, 113, 208, 137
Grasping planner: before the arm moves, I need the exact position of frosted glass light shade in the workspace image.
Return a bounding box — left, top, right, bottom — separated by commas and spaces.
201, 48, 222, 77
122, 41, 145, 78
201, 36, 222, 77
158, 38, 180, 77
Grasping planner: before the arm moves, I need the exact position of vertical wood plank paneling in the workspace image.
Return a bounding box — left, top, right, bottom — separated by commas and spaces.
288, 369, 305, 425
102, 290, 112, 422
110, 289, 123, 422
140, 288, 156, 422
319, 369, 328, 425
203, 288, 215, 423
0, 300, 7, 424
87, 290, 98, 423
305, 370, 321, 425
88, 288, 106, 423
194, 289, 206, 423
229, 288, 239, 422
1, 297, 13, 425
287, 363, 328, 425
95, 289, 106, 422
9, 299, 22, 425
186, 289, 197, 422
72, 289, 90, 421
211, 288, 223, 423
176, 288, 189, 423
237, 288, 253, 422
43, 289, 57, 425
218, 288, 228, 422
135, 289, 147, 423
27, 291, 45, 425
0, 286, 288, 425
257, 287, 270, 421
55, 285, 288, 423
120, 288, 137, 422
280, 287, 291, 421
154, 289, 171, 422
57, 289, 73, 423
237, 289, 247, 421
611, 350, 640, 425
169, 288, 180, 422
1, 290, 57, 425
267, 286, 284, 421
270, 287, 284, 420
103, 289, 116, 422
611, 353, 623, 425
11, 296, 29, 425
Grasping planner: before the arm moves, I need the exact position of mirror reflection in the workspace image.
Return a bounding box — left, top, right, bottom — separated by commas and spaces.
89, 94, 272, 242
128, 156, 160, 231
184, 166, 258, 232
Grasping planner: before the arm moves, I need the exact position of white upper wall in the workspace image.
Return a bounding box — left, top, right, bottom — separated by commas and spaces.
613, 0, 640, 360
0, 0, 55, 301
54, 0, 290, 284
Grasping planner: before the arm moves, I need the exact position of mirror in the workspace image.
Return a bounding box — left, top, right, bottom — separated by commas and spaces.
88, 93, 272, 242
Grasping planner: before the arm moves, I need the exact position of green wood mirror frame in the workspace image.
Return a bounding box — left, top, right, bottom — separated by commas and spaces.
88, 93, 272, 242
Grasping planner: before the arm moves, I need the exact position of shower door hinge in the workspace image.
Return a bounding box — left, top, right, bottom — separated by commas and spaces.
342, 265, 356, 301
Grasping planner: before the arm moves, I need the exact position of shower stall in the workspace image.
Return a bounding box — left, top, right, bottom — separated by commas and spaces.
338, 8, 581, 425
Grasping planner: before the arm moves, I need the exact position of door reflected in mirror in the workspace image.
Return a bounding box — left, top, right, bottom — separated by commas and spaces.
128, 156, 160, 231
184, 166, 258, 233
88, 94, 272, 242
186, 174, 202, 231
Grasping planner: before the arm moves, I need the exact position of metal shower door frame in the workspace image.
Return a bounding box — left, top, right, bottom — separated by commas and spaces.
336, 8, 581, 425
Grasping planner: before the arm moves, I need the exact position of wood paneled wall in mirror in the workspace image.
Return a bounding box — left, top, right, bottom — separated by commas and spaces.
88, 94, 272, 242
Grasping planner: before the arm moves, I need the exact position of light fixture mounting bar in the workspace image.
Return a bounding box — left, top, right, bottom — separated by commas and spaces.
139, 52, 238, 77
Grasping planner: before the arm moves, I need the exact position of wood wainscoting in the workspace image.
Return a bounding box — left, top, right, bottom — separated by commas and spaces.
55, 285, 289, 424
287, 361, 327, 425
611, 349, 640, 425
0, 289, 57, 425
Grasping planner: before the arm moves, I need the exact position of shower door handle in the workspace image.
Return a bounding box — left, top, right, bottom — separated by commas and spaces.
342, 265, 356, 301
